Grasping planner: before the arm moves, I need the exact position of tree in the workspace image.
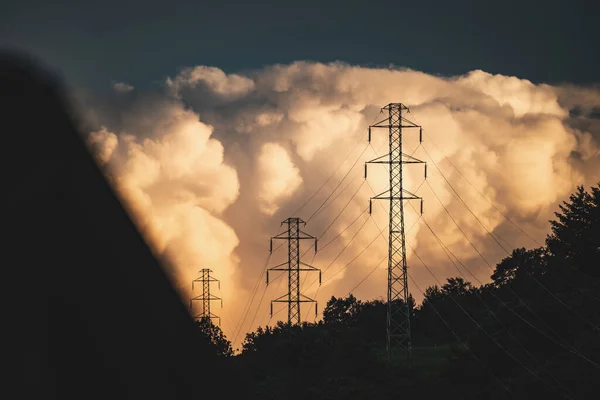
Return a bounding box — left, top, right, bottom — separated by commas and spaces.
546, 184, 600, 278
491, 247, 546, 287
421, 285, 442, 307
441, 277, 473, 296
195, 317, 233, 357
323, 295, 363, 326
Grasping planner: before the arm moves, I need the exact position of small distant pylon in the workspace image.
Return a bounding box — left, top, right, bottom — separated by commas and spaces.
267, 217, 320, 325
189, 268, 222, 325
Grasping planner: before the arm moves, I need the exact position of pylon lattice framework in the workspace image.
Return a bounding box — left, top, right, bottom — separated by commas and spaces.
189, 268, 222, 325
365, 103, 426, 360
267, 217, 320, 325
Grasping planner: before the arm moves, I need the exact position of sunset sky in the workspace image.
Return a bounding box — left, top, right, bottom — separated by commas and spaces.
3, 0, 599, 349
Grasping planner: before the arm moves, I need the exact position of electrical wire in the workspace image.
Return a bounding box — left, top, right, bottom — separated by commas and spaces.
420, 160, 600, 333
409, 110, 599, 286
293, 109, 383, 218
366, 193, 575, 398
407, 271, 514, 396
369, 140, 599, 371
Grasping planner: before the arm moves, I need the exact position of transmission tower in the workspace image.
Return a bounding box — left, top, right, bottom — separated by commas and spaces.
365, 103, 426, 361
189, 268, 222, 325
267, 217, 320, 325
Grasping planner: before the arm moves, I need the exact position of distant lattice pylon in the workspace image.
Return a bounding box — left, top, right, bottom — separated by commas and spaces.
267, 217, 320, 325
189, 268, 222, 325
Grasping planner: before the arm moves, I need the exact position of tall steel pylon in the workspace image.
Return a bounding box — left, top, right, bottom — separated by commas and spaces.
189, 268, 222, 325
365, 103, 426, 361
267, 217, 320, 325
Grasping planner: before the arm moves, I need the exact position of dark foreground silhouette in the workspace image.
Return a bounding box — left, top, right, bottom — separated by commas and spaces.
1, 52, 242, 399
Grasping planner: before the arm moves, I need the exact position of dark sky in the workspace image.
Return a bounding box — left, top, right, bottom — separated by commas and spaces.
1, 0, 598, 91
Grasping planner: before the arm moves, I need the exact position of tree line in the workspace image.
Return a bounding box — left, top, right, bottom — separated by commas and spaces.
195, 184, 600, 399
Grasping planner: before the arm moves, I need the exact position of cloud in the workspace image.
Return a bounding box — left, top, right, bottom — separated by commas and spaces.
256, 143, 302, 215
166, 66, 254, 100
86, 101, 240, 308
112, 81, 134, 93
80, 61, 600, 348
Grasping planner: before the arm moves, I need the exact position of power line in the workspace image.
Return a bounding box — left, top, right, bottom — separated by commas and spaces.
366, 198, 574, 398
293, 109, 383, 218
346, 254, 387, 296
313, 219, 382, 289
309, 173, 365, 222
245, 273, 284, 341
302, 211, 372, 293
367, 142, 598, 372
307, 145, 370, 222
408, 248, 570, 398
319, 205, 370, 252
421, 161, 600, 303
231, 230, 287, 347
413, 187, 598, 366
412, 208, 600, 370
420, 163, 600, 333
378, 126, 600, 334
231, 252, 272, 348
407, 110, 598, 290
406, 271, 514, 396
291, 133, 367, 217
299, 214, 377, 319
344, 200, 424, 296
411, 213, 586, 394
306, 119, 390, 225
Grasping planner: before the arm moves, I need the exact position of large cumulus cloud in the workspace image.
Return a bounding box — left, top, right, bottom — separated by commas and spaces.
79, 62, 600, 348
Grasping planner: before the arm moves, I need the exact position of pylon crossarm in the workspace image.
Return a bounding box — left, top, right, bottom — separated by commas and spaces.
400, 116, 420, 127
402, 188, 421, 199
299, 261, 319, 270
366, 153, 388, 163
371, 188, 391, 199
272, 236, 314, 240
266, 262, 289, 284
298, 230, 316, 239
281, 217, 306, 225
195, 313, 220, 326
191, 294, 222, 300
370, 115, 391, 127
369, 124, 390, 129
268, 261, 289, 269
272, 232, 290, 240
382, 103, 409, 110
371, 123, 421, 129
402, 153, 425, 163
372, 192, 421, 201
272, 293, 291, 302
368, 160, 424, 165
299, 293, 316, 302
374, 196, 420, 201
